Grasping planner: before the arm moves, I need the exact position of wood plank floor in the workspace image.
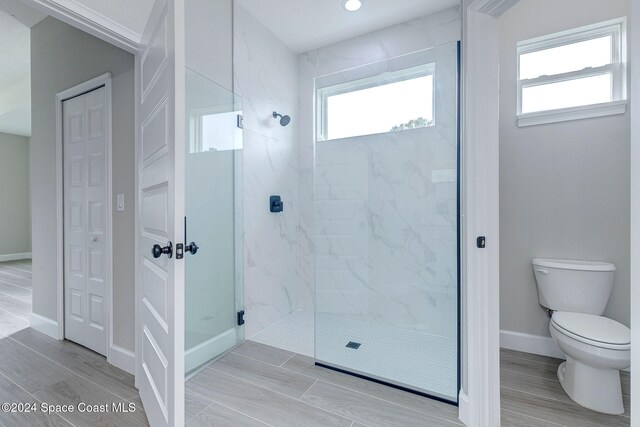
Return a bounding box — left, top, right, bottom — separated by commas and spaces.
501, 348, 630, 426
0, 261, 32, 337
0, 261, 630, 426
0, 260, 149, 426
188, 341, 632, 427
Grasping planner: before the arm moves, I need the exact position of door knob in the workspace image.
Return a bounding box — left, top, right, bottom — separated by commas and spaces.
152, 242, 173, 259
185, 242, 199, 255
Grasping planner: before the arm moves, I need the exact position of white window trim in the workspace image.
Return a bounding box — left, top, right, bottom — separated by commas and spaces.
516, 17, 627, 127
316, 62, 435, 141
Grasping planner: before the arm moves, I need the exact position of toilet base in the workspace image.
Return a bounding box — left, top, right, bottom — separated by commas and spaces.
557, 358, 624, 415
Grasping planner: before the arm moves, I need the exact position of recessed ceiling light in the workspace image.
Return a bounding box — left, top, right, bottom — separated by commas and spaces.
343, 0, 362, 12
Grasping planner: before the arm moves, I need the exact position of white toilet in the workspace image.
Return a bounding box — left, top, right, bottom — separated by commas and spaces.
532, 258, 630, 415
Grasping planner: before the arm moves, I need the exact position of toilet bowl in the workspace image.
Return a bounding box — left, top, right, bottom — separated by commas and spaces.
549, 311, 630, 414
532, 258, 631, 415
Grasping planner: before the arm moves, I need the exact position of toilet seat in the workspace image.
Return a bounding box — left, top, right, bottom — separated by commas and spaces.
551, 311, 630, 350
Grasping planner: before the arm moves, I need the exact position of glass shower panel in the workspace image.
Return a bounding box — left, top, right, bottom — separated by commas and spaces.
314, 43, 459, 401
185, 68, 244, 375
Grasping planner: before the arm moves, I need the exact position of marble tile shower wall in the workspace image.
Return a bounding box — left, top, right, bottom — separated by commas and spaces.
298, 7, 461, 338
234, 4, 300, 338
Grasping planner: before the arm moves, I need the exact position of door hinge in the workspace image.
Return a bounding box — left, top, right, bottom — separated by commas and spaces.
237, 310, 245, 326
237, 114, 244, 129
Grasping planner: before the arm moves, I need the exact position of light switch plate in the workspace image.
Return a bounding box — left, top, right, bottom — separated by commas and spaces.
116, 194, 125, 212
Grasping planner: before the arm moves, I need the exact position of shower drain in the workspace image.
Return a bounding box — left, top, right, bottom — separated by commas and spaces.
345, 341, 361, 349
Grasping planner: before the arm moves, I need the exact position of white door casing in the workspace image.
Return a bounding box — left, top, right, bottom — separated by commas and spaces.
136, 0, 185, 426
62, 85, 110, 356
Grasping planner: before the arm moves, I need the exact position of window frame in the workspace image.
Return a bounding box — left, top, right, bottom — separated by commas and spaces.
516, 17, 627, 127
189, 106, 242, 153
316, 62, 436, 141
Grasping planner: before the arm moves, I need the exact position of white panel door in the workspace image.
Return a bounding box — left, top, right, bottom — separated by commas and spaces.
137, 0, 185, 426
63, 86, 108, 356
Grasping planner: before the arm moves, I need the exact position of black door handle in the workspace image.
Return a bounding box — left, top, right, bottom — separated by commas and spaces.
185, 242, 199, 255
152, 242, 173, 259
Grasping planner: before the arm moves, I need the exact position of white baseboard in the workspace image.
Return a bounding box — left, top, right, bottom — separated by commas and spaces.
110, 345, 135, 375
501, 329, 631, 372
30, 313, 58, 339
0, 252, 32, 262
458, 391, 469, 426
500, 329, 565, 359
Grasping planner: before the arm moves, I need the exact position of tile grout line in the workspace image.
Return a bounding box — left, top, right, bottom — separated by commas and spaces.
0, 270, 32, 279
279, 352, 298, 367
7, 335, 138, 403
0, 264, 32, 272
0, 370, 79, 427
0, 277, 33, 292
203, 365, 355, 423
207, 364, 461, 427
501, 385, 630, 420
185, 400, 214, 424
0, 307, 30, 323
298, 378, 318, 400
0, 288, 33, 305
501, 408, 568, 427
501, 367, 631, 398
186, 387, 274, 426
230, 349, 295, 368
0, 271, 32, 282
250, 353, 462, 425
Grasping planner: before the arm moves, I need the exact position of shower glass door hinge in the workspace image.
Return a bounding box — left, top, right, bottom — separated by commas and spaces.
237, 114, 244, 129
237, 310, 245, 326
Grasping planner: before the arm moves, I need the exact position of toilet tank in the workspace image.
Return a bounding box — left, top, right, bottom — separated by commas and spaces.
532, 258, 616, 315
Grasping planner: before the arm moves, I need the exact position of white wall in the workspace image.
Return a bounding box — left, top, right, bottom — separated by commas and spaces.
499, 0, 631, 340
0, 132, 30, 257
233, 4, 300, 337
31, 17, 136, 351
297, 6, 462, 316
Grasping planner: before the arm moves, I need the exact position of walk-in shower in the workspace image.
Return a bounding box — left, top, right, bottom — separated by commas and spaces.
314, 43, 460, 402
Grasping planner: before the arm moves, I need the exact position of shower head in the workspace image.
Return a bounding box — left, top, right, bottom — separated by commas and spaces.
273, 111, 291, 127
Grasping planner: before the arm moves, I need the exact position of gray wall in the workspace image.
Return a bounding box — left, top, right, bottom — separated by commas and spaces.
186, 0, 233, 89
31, 17, 136, 352
499, 0, 631, 338
0, 132, 30, 256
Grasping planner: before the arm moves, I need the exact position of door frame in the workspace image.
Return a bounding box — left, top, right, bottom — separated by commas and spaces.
630, 0, 639, 422
459, 0, 521, 425
55, 73, 114, 361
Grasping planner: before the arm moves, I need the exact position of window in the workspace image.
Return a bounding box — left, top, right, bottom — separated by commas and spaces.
317, 63, 435, 141
517, 18, 627, 126
189, 109, 243, 153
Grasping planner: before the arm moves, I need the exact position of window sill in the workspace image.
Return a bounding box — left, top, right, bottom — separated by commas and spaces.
517, 100, 627, 127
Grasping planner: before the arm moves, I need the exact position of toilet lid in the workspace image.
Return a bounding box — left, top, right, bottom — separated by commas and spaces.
551, 312, 630, 346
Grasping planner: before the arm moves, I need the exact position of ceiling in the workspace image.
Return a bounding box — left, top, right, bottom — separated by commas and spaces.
235, 0, 460, 53
68, 0, 155, 37
0, 7, 33, 136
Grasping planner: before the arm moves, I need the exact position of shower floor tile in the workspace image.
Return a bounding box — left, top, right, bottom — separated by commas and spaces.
250, 310, 458, 401
250, 310, 314, 357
